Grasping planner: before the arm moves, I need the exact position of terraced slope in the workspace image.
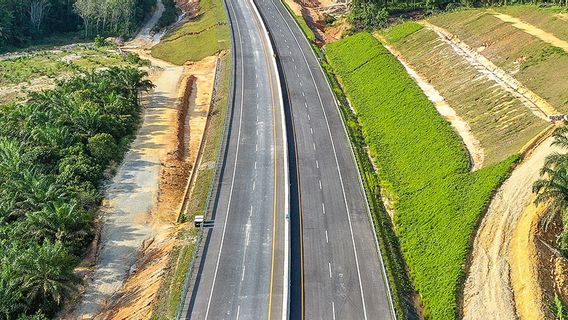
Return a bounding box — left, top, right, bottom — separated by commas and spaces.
429, 10, 568, 113
326, 32, 516, 320
385, 23, 548, 166
494, 5, 568, 42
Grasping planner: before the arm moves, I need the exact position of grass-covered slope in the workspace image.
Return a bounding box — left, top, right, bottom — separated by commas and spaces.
151, 0, 229, 64
326, 32, 517, 319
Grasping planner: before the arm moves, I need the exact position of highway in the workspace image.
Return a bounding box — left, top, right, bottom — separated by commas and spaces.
181, 0, 288, 316
253, 0, 396, 319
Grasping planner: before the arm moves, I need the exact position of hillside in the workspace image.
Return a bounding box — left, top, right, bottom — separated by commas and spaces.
323, 5, 568, 320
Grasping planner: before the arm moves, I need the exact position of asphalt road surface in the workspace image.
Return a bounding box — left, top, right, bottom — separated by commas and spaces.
181, 0, 287, 317
253, 0, 396, 319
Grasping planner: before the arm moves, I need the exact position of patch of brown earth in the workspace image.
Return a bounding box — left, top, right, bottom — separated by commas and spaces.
93, 55, 218, 319
283, 0, 348, 44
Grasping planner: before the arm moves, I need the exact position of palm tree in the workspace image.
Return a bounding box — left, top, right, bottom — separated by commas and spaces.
534, 125, 568, 256
20, 241, 80, 308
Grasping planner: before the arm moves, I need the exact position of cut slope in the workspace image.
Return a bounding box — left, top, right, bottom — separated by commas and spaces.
385, 23, 548, 166
495, 5, 568, 43
429, 10, 568, 113
326, 32, 516, 320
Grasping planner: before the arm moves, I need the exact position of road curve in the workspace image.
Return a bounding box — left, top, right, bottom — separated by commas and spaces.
253, 0, 396, 319
181, 0, 288, 317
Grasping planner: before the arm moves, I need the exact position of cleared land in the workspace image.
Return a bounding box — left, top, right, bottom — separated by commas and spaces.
494, 5, 568, 43
326, 32, 516, 320
383, 22, 548, 166
151, 0, 229, 64
0, 45, 146, 102
429, 10, 568, 113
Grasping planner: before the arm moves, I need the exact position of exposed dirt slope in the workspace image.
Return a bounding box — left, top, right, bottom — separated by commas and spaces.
463, 134, 560, 320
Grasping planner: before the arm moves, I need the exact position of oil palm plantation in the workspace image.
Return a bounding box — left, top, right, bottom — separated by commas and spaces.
534, 125, 568, 256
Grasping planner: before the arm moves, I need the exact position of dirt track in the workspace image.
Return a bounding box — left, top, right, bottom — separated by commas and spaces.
463, 135, 560, 320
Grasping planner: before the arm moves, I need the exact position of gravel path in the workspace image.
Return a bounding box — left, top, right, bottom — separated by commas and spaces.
68, 2, 184, 318
462, 136, 560, 320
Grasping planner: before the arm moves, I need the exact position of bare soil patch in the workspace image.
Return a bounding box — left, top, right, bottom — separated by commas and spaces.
463, 134, 561, 320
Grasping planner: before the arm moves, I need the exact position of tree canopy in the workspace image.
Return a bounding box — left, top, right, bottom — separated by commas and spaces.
0, 67, 152, 318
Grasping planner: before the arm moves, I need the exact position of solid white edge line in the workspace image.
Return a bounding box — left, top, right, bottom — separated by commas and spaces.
204, 0, 247, 317
247, 0, 291, 319
269, 2, 398, 318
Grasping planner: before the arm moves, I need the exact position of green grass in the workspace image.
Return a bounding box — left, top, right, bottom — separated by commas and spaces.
383, 22, 423, 43
326, 32, 517, 320
151, 0, 229, 64
0, 45, 143, 87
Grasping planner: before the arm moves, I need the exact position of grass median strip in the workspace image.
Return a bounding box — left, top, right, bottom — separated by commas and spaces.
325, 32, 517, 320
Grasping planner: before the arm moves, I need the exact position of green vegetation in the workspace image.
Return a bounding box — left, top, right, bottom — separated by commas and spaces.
0, 67, 152, 318
383, 22, 423, 43
534, 125, 568, 256
326, 32, 516, 319
428, 10, 568, 113
495, 5, 568, 42
152, 54, 231, 318
0, 45, 148, 87
0, 0, 156, 50
151, 0, 229, 64
386, 21, 548, 165
155, 0, 180, 32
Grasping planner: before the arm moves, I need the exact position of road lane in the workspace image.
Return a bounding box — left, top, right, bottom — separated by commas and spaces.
181, 0, 287, 317
253, 0, 397, 318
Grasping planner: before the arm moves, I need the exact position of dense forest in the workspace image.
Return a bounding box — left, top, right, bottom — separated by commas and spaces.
0, 0, 156, 49
0, 67, 152, 319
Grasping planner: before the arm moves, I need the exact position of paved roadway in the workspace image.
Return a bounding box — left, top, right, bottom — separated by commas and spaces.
253, 0, 396, 319
182, 0, 288, 317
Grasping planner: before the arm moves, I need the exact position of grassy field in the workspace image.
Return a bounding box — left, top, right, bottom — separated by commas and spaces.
428, 10, 568, 113
326, 32, 517, 320
151, 0, 230, 64
382, 22, 549, 166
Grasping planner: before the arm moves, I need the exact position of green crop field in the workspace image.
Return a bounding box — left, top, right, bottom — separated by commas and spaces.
383, 21, 423, 43
326, 32, 517, 320
151, 0, 229, 64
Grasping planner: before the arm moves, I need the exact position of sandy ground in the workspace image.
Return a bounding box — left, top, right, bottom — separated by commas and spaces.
128, 0, 167, 49
462, 135, 561, 320
378, 36, 485, 170
422, 21, 559, 120
67, 53, 183, 320
489, 11, 568, 54
510, 202, 549, 320
62, 2, 186, 318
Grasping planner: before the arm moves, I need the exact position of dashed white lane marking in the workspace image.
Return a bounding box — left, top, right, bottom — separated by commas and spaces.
252, 181, 256, 190
302, 92, 305, 97
300, 81, 303, 87
256, 82, 259, 88
296, 73, 300, 78
256, 144, 258, 151
308, 114, 311, 121
325, 229, 328, 243
319, 179, 322, 190
254, 161, 257, 170
294, 65, 297, 70
237, 305, 241, 320
310, 127, 313, 134
256, 92, 259, 98
316, 160, 319, 168
304, 102, 308, 109
241, 266, 246, 281
250, 205, 253, 217
328, 262, 332, 278
332, 302, 336, 320
322, 203, 326, 215
313, 143, 316, 150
